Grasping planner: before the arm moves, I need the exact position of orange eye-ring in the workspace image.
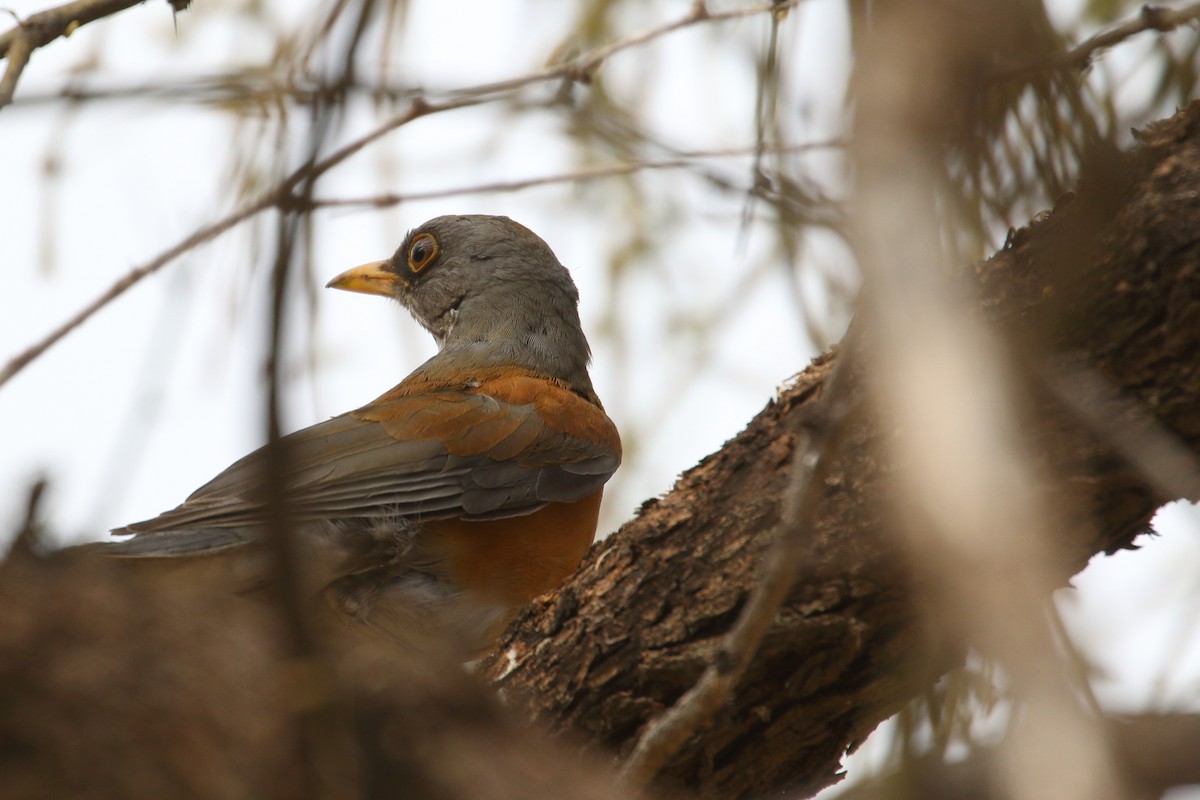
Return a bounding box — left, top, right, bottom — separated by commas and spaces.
407, 233, 438, 273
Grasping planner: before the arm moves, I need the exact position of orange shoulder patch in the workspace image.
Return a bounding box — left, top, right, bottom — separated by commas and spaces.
352, 366, 621, 463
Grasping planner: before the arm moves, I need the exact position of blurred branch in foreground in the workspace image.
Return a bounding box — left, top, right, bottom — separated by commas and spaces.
853, 3, 1124, 798
833, 713, 1200, 800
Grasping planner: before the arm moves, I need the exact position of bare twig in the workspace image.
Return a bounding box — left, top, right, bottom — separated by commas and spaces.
620, 348, 859, 785
0, 32, 31, 107
996, 2, 1200, 81
739, 0, 789, 237
6, 0, 790, 116
2, 0, 812, 387
446, 0, 805, 99
1066, 2, 1200, 69
0, 0, 150, 109
3, 0, 802, 110
0, 95, 477, 390
0, 0, 139, 56
256, 6, 375, 796
0, 198, 269, 388
19, 0, 1179, 116
306, 142, 845, 209
4, 73, 426, 107
8, 477, 49, 556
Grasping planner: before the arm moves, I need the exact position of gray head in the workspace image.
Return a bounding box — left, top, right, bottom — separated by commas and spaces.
326, 215, 597, 400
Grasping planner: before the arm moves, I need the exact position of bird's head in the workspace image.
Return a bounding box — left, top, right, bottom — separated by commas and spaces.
326, 215, 596, 395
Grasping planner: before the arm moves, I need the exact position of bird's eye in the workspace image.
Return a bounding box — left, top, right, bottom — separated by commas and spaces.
408, 233, 438, 273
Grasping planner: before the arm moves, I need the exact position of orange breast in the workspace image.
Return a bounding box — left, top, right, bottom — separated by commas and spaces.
423, 489, 603, 610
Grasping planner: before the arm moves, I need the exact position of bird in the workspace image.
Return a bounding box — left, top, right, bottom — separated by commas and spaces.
104, 214, 621, 654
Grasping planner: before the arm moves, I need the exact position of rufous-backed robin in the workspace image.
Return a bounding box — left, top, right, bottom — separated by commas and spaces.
106, 215, 621, 653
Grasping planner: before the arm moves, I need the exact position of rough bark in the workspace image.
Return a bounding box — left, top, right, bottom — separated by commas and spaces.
480, 102, 1200, 798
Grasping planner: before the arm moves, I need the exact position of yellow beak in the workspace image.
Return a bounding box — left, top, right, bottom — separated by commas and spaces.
325, 260, 405, 297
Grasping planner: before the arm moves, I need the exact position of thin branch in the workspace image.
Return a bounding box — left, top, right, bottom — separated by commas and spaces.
5, 74, 426, 108
259, 6, 374, 793
0, 198, 269, 388
0, 0, 140, 56
996, 1, 1200, 81
739, 0, 790, 237
0, 0, 149, 109
261, 99, 360, 800
1067, 2, 1200, 68
8, 477, 48, 557
446, 0, 805, 100
619, 346, 860, 785
0, 32, 31, 107
2, 0, 814, 385
306, 142, 845, 209
3, 0, 804, 111
0, 95, 478, 390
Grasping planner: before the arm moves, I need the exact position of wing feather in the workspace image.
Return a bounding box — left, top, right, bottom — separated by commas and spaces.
113, 371, 621, 555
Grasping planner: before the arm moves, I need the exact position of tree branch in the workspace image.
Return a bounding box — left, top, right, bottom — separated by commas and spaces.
304, 143, 845, 211
620, 352, 858, 785
1, 0, 807, 386
481, 100, 1200, 799
0, 0, 151, 109
995, 1, 1200, 81
0, 95, 478, 389
1064, 2, 1200, 71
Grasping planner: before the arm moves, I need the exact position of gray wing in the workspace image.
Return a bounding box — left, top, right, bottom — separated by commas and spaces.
109, 389, 619, 557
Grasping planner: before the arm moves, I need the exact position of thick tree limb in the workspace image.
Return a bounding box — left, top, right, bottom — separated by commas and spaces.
620, 352, 858, 784
481, 101, 1200, 799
